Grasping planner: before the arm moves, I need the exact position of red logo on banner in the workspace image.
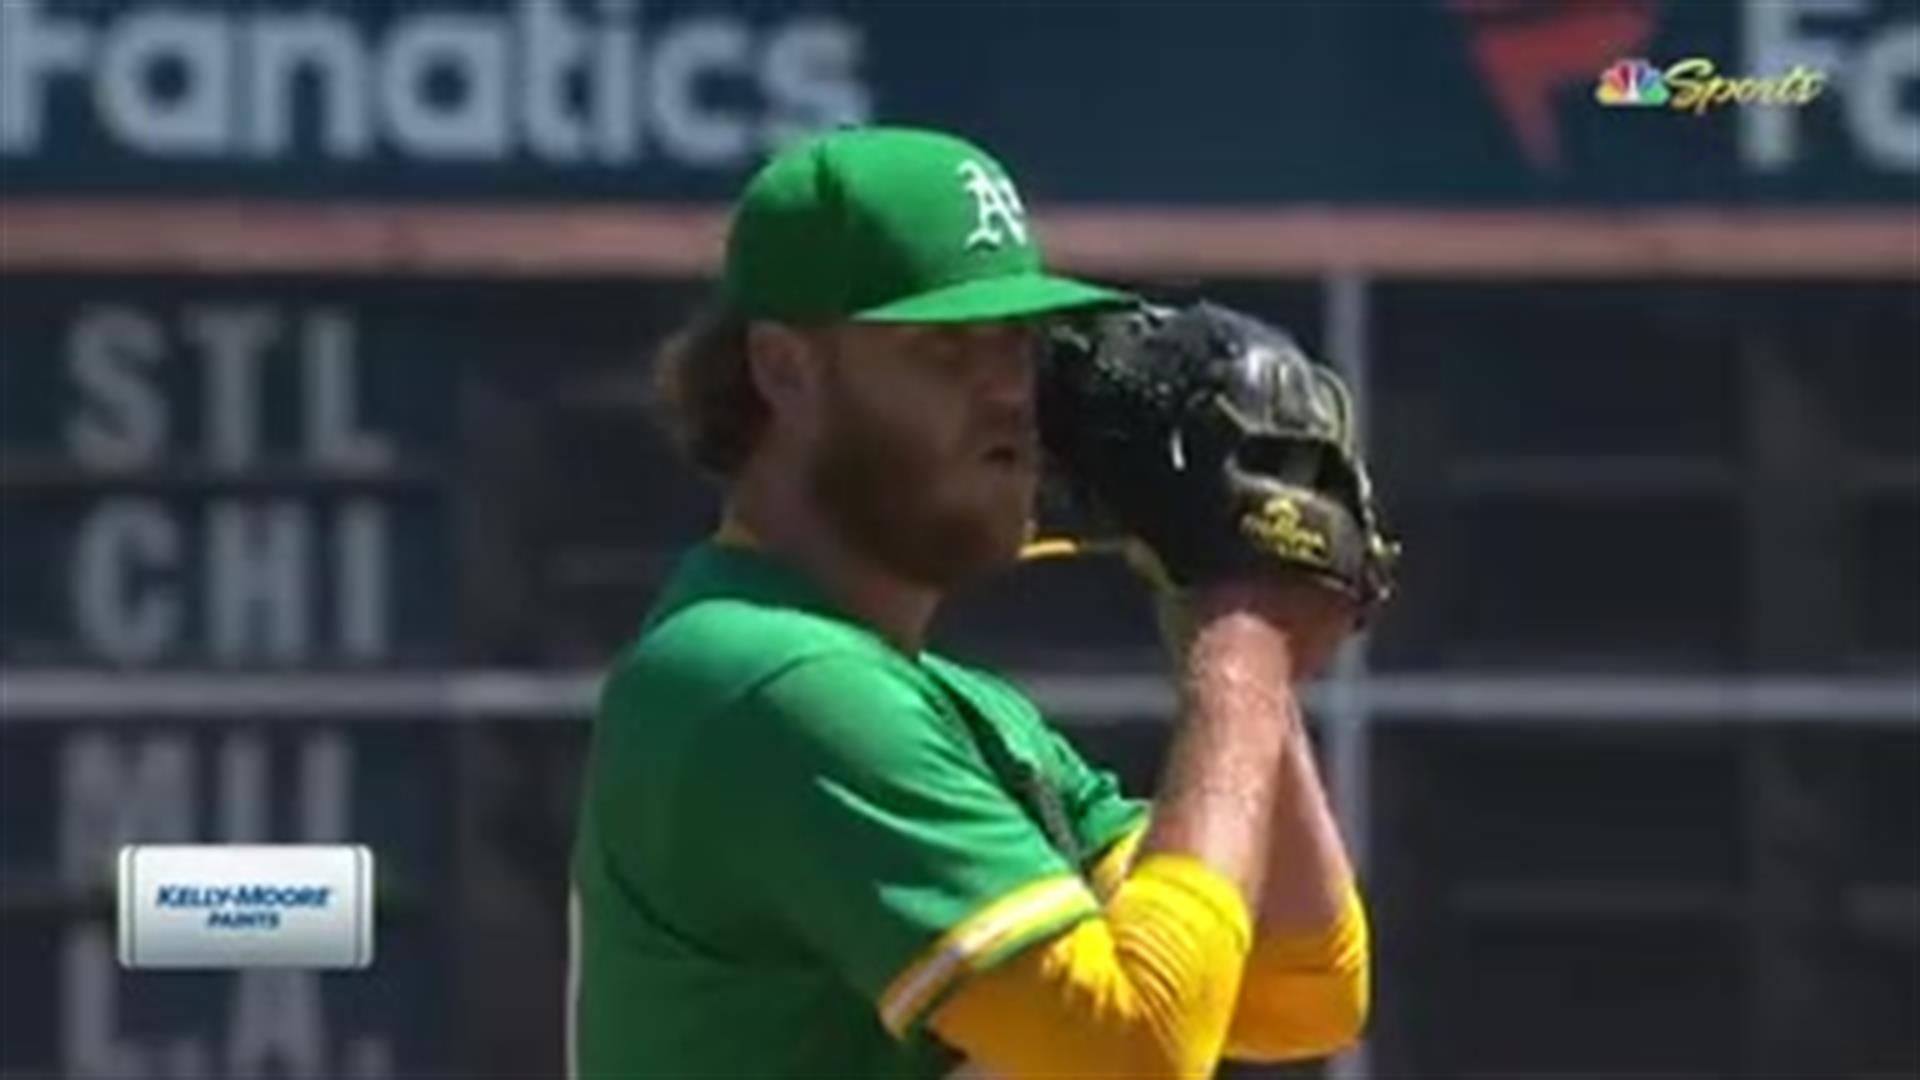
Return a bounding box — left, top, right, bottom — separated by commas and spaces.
1449, 0, 1664, 170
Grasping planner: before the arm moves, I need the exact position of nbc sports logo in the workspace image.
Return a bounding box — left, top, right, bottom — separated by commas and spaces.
1595, 59, 1671, 107
1595, 56, 1826, 116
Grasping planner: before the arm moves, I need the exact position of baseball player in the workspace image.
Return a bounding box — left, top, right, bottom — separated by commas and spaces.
570, 126, 1395, 1077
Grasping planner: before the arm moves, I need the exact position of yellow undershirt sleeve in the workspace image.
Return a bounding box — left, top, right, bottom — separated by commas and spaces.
947, 821, 1370, 1068
1223, 881, 1371, 1062
928, 854, 1252, 1079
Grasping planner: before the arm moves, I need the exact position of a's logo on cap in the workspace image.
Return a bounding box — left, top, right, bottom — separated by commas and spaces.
957, 159, 1028, 250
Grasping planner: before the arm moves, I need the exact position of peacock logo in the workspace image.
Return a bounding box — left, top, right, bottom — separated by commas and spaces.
1596, 56, 1827, 116
1595, 59, 1671, 106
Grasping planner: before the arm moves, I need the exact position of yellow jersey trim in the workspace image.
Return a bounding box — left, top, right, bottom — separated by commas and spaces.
878, 873, 1098, 1037
1088, 820, 1147, 901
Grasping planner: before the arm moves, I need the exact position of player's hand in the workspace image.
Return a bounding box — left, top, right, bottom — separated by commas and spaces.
1122, 508, 1356, 681
1200, 576, 1357, 680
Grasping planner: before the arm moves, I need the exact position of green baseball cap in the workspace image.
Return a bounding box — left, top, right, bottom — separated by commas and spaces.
722, 126, 1132, 323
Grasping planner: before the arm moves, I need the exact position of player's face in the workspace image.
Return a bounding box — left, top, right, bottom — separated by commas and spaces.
807, 320, 1041, 590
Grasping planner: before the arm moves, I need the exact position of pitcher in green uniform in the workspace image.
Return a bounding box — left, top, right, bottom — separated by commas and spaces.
571, 126, 1376, 1078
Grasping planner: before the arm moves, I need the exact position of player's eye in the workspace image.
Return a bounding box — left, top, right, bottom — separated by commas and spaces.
918, 332, 975, 378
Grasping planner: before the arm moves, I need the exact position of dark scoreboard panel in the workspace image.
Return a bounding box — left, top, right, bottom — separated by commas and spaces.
2, 285, 448, 666
0, 276, 697, 1079
0, 276, 709, 669
0, 722, 454, 1079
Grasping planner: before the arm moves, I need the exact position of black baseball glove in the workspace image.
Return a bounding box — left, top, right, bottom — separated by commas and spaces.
1034, 301, 1399, 611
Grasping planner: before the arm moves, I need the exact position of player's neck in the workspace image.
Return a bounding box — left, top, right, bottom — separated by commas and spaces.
721, 488, 939, 656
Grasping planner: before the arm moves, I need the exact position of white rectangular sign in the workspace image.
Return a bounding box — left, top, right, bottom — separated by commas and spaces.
118, 844, 374, 969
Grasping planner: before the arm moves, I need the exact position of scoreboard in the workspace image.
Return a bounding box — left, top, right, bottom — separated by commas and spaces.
0, 283, 462, 668
0, 276, 684, 1079
0, 723, 449, 1078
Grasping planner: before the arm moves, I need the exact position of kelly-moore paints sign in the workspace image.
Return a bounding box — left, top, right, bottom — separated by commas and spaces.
119, 845, 375, 969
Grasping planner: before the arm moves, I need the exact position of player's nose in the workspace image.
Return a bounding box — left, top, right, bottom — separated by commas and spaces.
971, 323, 1039, 408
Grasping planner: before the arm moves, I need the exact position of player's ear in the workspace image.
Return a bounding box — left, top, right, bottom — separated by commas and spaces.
745, 321, 823, 427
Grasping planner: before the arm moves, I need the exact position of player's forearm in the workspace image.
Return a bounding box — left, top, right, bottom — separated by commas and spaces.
1224, 724, 1370, 1060
929, 588, 1346, 1076
1138, 588, 1300, 907
1257, 721, 1355, 931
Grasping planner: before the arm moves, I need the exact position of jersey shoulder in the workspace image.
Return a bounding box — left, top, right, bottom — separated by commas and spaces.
601, 590, 948, 756
918, 654, 1047, 733
604, 542, 907, 718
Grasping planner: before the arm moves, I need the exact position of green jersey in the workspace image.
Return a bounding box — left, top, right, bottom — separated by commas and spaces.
570, 542, 1146, 1078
